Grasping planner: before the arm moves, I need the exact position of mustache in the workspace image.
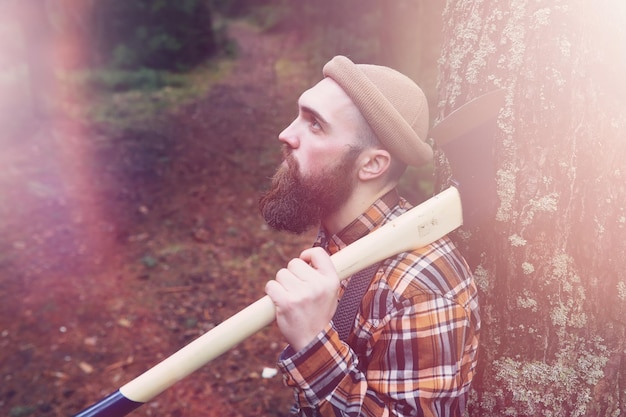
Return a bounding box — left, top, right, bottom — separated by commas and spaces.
269, 147, 299, 189
281, 145, 293, 164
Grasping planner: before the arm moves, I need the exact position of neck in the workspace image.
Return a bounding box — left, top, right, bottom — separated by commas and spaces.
321, 182, 397, 236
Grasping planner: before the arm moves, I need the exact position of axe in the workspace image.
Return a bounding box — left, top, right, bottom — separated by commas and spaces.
73, 89, 505, 416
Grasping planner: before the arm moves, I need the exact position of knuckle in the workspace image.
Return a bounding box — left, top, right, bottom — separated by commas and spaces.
287, 258, 303, 270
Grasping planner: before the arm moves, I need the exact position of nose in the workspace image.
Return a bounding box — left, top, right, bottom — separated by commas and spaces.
278, 119, 300, 149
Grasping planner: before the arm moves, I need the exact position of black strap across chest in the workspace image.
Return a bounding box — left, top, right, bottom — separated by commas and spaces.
332, 263, 380, 341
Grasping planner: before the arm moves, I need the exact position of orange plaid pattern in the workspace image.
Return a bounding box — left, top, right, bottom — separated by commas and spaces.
277, 190, 480, 417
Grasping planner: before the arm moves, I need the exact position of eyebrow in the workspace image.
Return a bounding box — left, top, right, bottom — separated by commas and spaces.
300, 104, 329, 127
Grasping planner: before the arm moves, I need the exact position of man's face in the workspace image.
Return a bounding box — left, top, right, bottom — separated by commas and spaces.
259, 146, 360, 233
259, 78, 365, 234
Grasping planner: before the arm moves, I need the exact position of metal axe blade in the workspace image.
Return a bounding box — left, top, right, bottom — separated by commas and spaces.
428, 89, 506, 147
430, 89, 506, 228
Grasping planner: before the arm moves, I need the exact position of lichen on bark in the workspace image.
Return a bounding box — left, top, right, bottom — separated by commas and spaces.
437, 0, 626, 415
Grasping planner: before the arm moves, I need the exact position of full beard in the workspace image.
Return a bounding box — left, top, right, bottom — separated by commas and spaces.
259, 148, 360, 234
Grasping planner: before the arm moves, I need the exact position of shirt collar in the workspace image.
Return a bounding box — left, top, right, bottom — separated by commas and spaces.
314, 189, 402, 255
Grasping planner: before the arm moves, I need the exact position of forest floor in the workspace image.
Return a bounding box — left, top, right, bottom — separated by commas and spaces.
0, 21, 324, 417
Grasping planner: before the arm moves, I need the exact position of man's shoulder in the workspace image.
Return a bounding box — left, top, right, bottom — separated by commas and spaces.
377, 236, 473, 301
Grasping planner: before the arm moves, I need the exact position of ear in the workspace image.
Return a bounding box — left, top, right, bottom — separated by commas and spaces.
358, 149, 391, 181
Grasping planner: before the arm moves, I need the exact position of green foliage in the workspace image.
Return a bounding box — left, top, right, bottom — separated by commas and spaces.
241, 3, 292, 32
95, 0, 217, 71
8, 406, 36, 417
60, 60, 234, 131
71, 68, 187, 92
208, 0, 282, 18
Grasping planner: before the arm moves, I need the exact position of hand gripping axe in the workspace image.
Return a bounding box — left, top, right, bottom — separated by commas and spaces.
73, 89, 505, 416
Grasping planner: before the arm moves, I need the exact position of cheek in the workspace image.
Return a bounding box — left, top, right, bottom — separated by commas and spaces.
297, 146, 343, 174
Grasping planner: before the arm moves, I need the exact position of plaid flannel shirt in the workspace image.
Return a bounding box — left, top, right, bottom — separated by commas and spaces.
277, 189, 480, 417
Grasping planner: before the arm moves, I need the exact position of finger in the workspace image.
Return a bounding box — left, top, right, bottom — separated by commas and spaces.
300, 247, 337, 276
285, 258, 310, 280
265, 279, 287, 306
284, 257, 324, 286
275, 266, 309, 294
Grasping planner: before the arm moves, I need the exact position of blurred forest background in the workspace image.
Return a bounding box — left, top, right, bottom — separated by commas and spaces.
0, 0, 443, 138
0, 1, 443, 416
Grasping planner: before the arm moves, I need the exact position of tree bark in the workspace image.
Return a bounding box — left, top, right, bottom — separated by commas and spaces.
436, 1, 626, 415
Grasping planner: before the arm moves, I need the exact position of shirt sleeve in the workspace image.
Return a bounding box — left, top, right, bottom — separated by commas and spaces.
277, 291, 474, 417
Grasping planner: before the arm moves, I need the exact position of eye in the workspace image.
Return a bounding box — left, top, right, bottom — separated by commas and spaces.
299, 107, 324, 133
310, 117, 321, 131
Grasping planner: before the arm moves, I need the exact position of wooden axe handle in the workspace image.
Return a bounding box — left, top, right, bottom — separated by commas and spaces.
75, 187, 462, 415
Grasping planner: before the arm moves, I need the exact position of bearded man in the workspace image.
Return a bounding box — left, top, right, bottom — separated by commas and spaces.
259, 55, 480, 417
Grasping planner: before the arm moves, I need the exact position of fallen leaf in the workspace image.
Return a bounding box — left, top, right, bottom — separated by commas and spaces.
79, 361, 94, 374
105, 356, 134, 372
261, 367, 278, 379
84, 336, 98, 346
117, 318, 132, 328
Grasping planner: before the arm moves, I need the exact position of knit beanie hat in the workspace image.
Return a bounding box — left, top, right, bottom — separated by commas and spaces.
322, 55, 432, 167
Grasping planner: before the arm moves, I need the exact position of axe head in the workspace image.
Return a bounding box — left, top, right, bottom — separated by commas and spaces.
428, 89, 506, 229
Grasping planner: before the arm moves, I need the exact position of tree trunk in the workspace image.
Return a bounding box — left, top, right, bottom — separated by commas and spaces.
435, 1, 626, 415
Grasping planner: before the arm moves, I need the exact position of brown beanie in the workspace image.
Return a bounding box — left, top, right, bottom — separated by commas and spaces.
322, 55, 432, 167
